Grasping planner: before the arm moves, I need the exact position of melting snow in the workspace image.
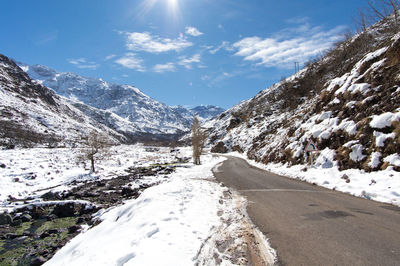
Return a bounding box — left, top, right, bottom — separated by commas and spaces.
373, 131, 395, 147
384, 154, 400, 167
370, 112, 400, 129
349, 144, 366, 162
369, 152, 382, 168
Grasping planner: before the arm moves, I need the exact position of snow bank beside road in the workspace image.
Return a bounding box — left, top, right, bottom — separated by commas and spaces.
228, 152, 400, 206
45, 154, 276, 265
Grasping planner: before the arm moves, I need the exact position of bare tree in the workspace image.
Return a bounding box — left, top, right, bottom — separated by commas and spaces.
191, 116, 207, 165
77, 130, 110, 173
354, 8, 369, 33
388, 0, 400, 29
366, 0, 400, 31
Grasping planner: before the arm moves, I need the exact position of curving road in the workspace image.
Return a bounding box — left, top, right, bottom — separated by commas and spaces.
213, 156, 400, 265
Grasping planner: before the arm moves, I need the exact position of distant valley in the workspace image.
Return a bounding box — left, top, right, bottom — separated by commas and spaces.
0, 56, 224, 148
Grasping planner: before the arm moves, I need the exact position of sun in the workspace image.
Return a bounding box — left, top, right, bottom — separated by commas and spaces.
165, 0, 179, 16
166, 0, 178, 7
139, 0, 181, 19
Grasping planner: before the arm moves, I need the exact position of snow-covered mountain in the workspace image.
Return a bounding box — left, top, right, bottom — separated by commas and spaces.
207, 18, 400, 172
0, 54, 124, 147
171, 105, 225, 122
191, 105, 225, 120
20, 64, 224, 139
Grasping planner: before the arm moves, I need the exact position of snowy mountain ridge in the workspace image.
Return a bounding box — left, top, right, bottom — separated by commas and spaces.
171, 104, 225, 122
20, 64, 224, 138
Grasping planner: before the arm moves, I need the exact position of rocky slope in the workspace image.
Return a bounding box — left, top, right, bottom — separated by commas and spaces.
207, 18, 400, 172
0, 54, 124, 148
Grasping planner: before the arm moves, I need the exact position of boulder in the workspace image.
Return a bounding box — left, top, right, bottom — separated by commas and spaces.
48, 229, 59, 234
0, 213, 12, 225
121, 187, 136, 197
211, 142, 228, 153
21, 214, 32, 222
11, 219, 22, 226
46, 214, 57, 221
41, 191, 61, 201
40, 232, 50, 239
51, 203, 76, 217
68, 225, 80, 234
30, 256, 47, 266
30, 206, 46, 219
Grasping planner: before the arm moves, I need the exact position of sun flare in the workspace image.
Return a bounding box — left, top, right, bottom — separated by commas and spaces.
164, 0, 180, 17
140, 0, 181, 19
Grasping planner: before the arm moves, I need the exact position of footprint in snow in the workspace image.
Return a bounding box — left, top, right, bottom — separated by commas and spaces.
116, 252, 136, 266
146, 228, 159, 238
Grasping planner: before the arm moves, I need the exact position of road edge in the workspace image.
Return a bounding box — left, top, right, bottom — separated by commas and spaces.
211, 160, 277, 265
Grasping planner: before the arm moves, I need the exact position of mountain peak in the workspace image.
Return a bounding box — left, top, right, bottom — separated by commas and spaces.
19, 63, 224, 140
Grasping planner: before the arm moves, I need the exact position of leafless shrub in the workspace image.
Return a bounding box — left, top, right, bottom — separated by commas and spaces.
355, 0, 400, 33
368, 0, 400, 29
77, 130, 111, 173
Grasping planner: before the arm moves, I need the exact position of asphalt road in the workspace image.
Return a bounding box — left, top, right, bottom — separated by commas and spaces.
213, 156, 400, 266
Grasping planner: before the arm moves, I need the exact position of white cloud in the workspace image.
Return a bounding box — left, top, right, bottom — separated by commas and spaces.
76, 64, 100, 70
67, 58, 99, 70
209, 41, 234, 54
115, 53, 145, 72
35, 30, 58, 45
185, 26, 203, 37
68, 58, 86, 65
178, 54, 201, 69
285, 17, 310, 25
210, 71, 235, 85
201, 75, 210, 81
153, 62, 176, 73
232, 23, 346, 69
121, 31, 193, 53
105, 54, 117, 60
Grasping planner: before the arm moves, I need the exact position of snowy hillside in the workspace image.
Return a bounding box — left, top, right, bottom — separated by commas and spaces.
207, 20, 400, 173
0, 54, 124, 148
20, 64, 223, 139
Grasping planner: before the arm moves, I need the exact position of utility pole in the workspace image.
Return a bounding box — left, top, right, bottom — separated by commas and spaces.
294, 62, 299, 74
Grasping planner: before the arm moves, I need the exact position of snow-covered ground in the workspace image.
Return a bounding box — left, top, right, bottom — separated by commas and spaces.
228, 151, 400, 207
0, 144, 186, 205
43, 153, 275, 266
0, 146, 276, 265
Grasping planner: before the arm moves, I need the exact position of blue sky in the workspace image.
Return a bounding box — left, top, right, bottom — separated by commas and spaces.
1, 0, 363, 109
